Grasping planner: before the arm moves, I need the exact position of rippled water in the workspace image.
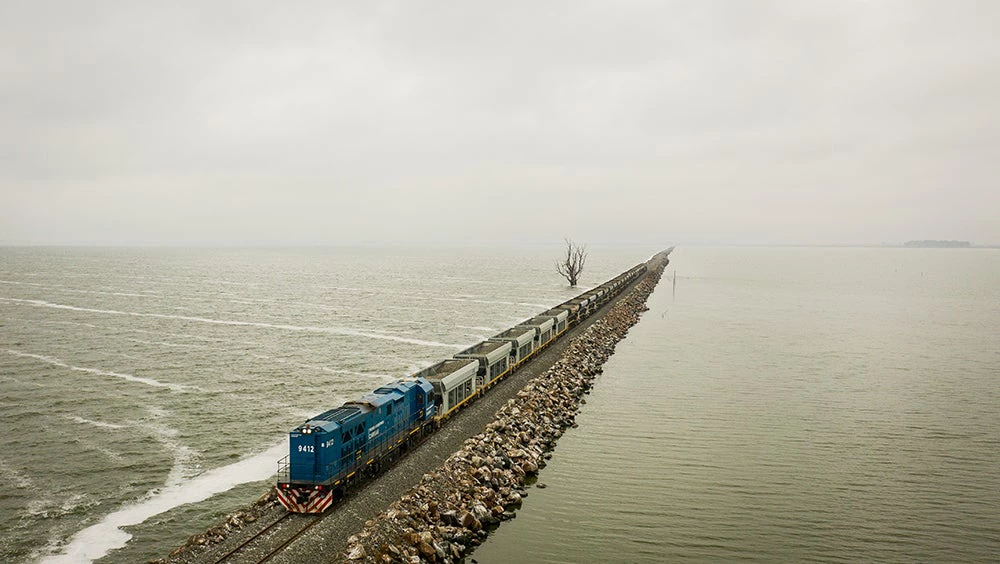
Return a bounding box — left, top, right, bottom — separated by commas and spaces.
473, 247, 1000, 562
0, 245, 654, 563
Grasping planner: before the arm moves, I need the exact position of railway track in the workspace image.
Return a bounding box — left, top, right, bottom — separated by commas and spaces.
212, 511, 322, 564
197, 263, 659, 563
211, 432, 430, 563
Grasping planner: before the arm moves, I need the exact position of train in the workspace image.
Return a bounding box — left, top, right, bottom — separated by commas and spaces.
275, 262, 648, 513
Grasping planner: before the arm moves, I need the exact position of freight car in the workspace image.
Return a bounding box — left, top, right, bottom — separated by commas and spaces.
488, 326, 536, 369
276, 261, 649, 513
517, 315, 557, 351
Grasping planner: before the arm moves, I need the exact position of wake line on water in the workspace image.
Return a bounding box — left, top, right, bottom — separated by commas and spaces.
66, 416, 126, 430
0, 297, 463, 348
126, 338, 206, 349
420, 295, 551, 309
252, 354, 393, 379
456, 325, 496, 332
5, 350, 193, 392
39, 440, 289, 564
311, 284, 552, 309
0, 279, 158, 298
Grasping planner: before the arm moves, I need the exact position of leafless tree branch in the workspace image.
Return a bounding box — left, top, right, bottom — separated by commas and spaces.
555, 238, 587, 286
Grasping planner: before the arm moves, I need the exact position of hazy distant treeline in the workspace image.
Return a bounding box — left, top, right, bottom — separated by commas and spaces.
904, 240, 971, 248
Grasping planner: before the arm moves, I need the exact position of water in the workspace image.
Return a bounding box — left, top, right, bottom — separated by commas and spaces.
4, 246, 998, 563
0, 245, 653, 563
473, 247, 1000, 562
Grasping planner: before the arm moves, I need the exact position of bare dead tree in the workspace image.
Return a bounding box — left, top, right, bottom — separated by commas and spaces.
555, 238, 587, 286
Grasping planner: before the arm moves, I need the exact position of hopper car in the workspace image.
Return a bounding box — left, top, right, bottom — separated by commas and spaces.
276, 262, 648, 512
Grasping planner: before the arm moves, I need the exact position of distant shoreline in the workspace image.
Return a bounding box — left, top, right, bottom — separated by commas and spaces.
903, 240, 971, 248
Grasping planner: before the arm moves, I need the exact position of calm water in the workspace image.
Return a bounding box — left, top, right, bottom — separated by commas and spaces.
474, 247, 1000, 562
0, 245, 653, 563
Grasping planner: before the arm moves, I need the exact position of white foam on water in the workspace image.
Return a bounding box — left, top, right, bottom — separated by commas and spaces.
132, 328, 227, 343
456, 325, 496, 331
66, 416, 125, 430
5, 350, 193, 392
0, 280, 157, 299
418, 295, 549, 309
91, 444, 125, 464
59, 493, 100, 514
252, 354, 392, 379
37, 320, 101, 330
125, 338, 205, 349
0, 279, 49, 287
39, 439, 288, 563
61, 288, 159, 299
147, 421, 198, 489
405, 360, 437, 375
1, 297, 463, 348
0, 460, 35, 490
380, 303, 447, 313
0, 373, 45, 389
202, 278, 255, 287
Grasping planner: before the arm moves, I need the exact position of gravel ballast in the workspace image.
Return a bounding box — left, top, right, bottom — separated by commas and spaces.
160, 252, 669, 564
340, 256, 668, 563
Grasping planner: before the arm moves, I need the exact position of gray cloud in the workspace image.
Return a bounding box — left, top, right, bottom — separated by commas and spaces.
2, 1, 998, 245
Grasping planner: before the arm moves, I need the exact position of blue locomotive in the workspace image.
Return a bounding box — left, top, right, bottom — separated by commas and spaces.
276, 261, 649, 513
277, 379, 435, 512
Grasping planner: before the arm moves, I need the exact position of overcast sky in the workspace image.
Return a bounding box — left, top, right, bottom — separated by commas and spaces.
1, 1, 997, 246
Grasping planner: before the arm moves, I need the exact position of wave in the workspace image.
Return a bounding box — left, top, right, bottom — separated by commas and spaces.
0, 460, 34, 490
5, 350, 194, 392
1, 298, 463, 348
418, 295, 550, 309
0, 279, 158, 298
147, 417, 198, 489
311, 284, 552, 310
45, 319, 101, 330
132, 328, 227, 343
0, 279, 47, 287
39, 439, 288, 563
125, 338, 206, 349
251, 354, 393, 379
66, 416, 126, 430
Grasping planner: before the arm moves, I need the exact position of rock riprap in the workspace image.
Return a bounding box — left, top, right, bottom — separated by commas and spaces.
342, 264, 665, 563
153, 488, 280, 562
